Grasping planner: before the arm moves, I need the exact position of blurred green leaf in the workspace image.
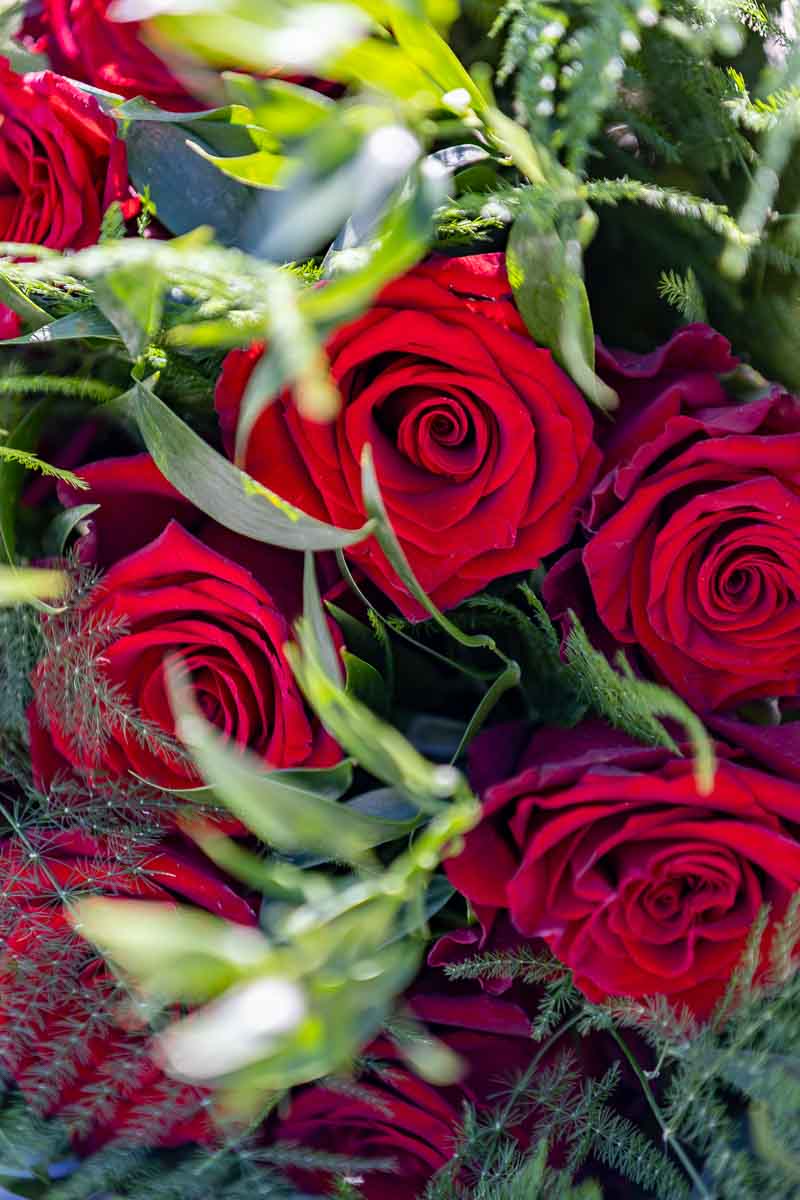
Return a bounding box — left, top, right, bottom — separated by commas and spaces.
151, 2, 373, 73
129, 379, 374, 551
72, 898, 273, 1002
235, 273, 339, 458
0, 565, 66, 605
304, 162, 449, 325
188, 142, 297, 189
391, 13, 485, 111
94, 266, 164, 358
168, 663, 419, 860
223, 74, 335, 138
1, 309, 119, 345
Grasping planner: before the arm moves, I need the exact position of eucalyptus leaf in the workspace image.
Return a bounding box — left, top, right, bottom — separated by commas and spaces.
129, 380, 374, 551
125, 122, 258, 245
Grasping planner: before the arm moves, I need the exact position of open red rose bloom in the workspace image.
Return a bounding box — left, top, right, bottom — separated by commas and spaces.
7, 8, 800, 1194
216, 254, 600, 617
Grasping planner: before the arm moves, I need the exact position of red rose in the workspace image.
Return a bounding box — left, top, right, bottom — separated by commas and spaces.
20, 0, 200, 110
216, 254, 601, 619
0, 306, 21, 338
273, 988, 536, 1199
447, 721, 800, 1016
30, 487, 340, 789
0, 58, 136, 248
0, 830, 255, 1146
545, 324, 800, 712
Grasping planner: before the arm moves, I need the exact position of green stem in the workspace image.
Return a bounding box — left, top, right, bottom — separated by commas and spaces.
607, 1026, 713, 1200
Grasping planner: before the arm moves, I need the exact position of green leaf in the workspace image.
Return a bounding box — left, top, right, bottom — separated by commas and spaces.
506, 209, 618, 411
343, 650, 388, 717
94, 266, 165, 358
222, 74, 335, 138
43, 503, 100, 557
235, 271, 339, 458
125, 121, 258, 245
187, 141, 297, 189
303, 162, 448, 327
391, 14, 486, 111
1, 309, 119, 345
113, 98, 256, 125
169, 668, 418, 861
0, 565, 66, 605
128, 379, 374, 552
151, 2, 373, 73
0, 271, 50, 330
304, 551, 344, 685
287, 612, 463, 810
72, 897, 273, 1003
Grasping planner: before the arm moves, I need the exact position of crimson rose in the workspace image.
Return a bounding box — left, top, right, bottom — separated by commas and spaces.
0, 830, 255, 1146
447, 721, 800, 1016
216, 253, 600, 619
273, 988, 536, 1199
545, 324, 800, 711
31, 456, 339, 789
0, 57, 136, 248
20, 0, 201, 109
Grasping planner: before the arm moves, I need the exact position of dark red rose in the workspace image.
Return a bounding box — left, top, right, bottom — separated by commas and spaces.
0, 57, 136, 247
272, 988, 536, 1199
545, 324, 800, 712
29, 502, 340, 790
215, 253, 601, 619
20, 0, 203, 110
0, 829, 255, 1146
446, 720, 800, 1016
0, 305, 21, 338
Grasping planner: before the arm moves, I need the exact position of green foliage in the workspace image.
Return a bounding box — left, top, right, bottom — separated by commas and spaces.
658, 266, 709, 321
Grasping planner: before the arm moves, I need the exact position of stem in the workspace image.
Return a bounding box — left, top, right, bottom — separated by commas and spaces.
607, 1026, 714, 1200
498, 1010, 583, 1127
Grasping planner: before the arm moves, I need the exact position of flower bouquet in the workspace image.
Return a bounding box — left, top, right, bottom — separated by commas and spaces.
2, 1, 800, 1197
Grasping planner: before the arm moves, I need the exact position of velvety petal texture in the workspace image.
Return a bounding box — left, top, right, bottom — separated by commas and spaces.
215, 253, 601, 619
0, 57, 136, 247
546, 323, 800, 711
30, 456, 340, 790
20, 0, 201, 109
447, 720, 800, 1015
